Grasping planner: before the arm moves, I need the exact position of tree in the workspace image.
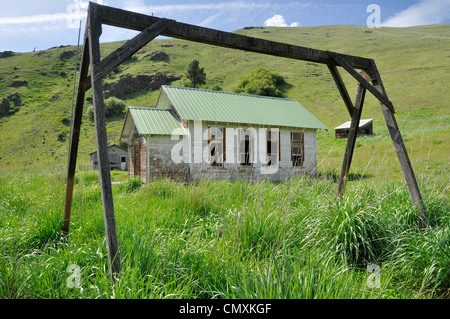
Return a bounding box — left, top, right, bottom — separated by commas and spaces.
185, 59, 206, 88
234, 67, 286, 97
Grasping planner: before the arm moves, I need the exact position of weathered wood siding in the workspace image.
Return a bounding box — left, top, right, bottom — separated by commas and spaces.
147, 135, 189, 182
127, 122, 318, 183
335, 123, 373, 139
90, 145, 129, 171
187, 121, 318, 182
128, 127, 147, 181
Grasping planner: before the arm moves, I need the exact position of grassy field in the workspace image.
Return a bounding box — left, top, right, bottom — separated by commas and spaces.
0, 168, 448, 299
0, 24, 449, 300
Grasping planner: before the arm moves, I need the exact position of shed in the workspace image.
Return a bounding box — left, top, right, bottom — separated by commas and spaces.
334, 118, 373, 139
89, 144, 129, 171
120, 85, 327, 182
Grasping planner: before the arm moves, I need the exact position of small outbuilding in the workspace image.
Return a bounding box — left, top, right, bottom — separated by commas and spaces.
89, 144, 129, 171
334, 118, 373, 139
120, 85, 328, 182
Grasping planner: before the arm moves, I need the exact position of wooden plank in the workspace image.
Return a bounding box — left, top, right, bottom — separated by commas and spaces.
85, 18, 174, 90
95, 3, 372, 70
367, 62, 428, 227
327, 51, 395, 114
87, 2, 121, 281
337, 74, 367, 197
63, 33, 90, 235
327, 64, 355, 117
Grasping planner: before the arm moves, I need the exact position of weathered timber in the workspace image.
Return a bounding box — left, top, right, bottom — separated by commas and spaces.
327, 51, 395, 114
327, 64, 355, 117
63, 33, 90, 235
367, 61, 428, 227
88, 2, 121, 281
95, 4, 372, 70
85, 18, 174, 90
337, 72, 367, 197
63, 3, 429, 284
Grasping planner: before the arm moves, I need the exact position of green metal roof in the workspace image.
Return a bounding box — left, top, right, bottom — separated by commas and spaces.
160, 85, 327, 130
122, 107, 187, 137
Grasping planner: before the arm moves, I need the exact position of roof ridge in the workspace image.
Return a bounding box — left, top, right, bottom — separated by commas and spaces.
162, 85, 298, 102
128, 106, 171, 111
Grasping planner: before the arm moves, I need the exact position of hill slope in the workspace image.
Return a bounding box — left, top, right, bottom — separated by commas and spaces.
0, 24, 448, 180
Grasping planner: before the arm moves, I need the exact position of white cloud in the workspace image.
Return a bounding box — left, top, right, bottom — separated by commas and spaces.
0, 0, 103, 26
264, 14, 299, 27
383, 0, 450, 27
0, 12, 81, 25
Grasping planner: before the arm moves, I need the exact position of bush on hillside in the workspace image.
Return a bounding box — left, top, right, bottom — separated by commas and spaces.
88, 97, 126, 121
234, 67, 287, 97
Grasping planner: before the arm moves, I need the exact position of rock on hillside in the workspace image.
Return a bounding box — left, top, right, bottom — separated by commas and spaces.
103, 72, 180, 99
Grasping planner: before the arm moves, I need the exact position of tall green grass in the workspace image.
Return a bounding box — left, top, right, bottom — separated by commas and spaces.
0, 169, 448, 299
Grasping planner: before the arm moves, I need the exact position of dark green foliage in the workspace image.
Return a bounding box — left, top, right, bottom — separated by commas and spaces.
185, 59, 206, 88
88, 97, 126, 121
234, 67, 286, 97
122, 176, 143, 193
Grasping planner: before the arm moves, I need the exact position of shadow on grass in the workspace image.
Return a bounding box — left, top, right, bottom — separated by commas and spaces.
318, 170, 374, 183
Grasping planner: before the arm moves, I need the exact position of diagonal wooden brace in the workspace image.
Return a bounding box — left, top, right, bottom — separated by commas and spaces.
63, 34, 90, 235
327, 51, 395, 114
327, 64, 356, 117
367, 61, 428, 228
85, 18, 175, 91
337, 72, 367, 197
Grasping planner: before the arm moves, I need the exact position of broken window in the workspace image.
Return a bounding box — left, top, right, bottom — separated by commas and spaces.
291, 132, 304, 167
239, 129, 254, 167
208, 127, 224, 166
267, 129, 279, 166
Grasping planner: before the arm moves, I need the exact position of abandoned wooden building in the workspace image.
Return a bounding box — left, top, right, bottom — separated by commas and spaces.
120, 85, 327, 182
334, 118, 373, 139
89, 144, 129, 171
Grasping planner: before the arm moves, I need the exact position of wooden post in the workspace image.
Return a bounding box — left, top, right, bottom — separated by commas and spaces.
337, 72, 367, 197
367, 62, 428, 227
87, 3, 121, 281
63, 33, 90, 235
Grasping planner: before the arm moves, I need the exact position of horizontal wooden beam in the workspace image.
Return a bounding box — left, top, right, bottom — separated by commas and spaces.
95, 4, 372, 70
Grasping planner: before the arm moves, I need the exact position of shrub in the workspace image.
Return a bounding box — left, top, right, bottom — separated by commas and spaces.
88, 97, 126, 121
104, 97, 125, 117
234, 67, 286, 97
123, 177, 143, 193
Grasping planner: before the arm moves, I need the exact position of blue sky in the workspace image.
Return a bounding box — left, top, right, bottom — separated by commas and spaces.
0, 0, 449, 52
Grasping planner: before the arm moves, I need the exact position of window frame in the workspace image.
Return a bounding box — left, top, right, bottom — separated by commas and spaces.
208, 127, 225, 167
291, 131, 304, 167
239, 129, 254, 167
266, 129, 280, 167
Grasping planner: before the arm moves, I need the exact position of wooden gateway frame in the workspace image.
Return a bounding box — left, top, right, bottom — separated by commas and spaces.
63, 3, 427, 281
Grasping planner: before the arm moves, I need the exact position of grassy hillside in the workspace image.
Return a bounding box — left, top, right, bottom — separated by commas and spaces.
0, 24, 448, 181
